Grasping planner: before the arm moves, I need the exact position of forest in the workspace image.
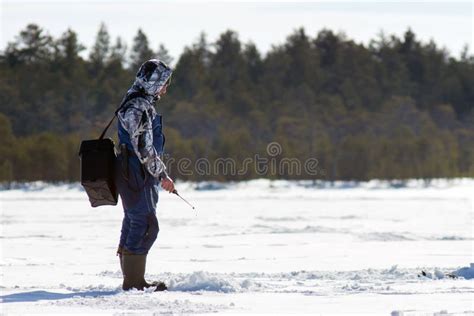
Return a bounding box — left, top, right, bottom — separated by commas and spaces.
0, 23, 473, 182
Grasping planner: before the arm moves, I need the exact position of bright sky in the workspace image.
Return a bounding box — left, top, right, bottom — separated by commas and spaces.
1, 0, 473, 63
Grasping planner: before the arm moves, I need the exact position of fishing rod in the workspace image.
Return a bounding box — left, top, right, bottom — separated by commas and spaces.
172, 189, 196, 211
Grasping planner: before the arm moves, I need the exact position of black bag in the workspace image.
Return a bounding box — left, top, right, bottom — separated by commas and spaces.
79, 91, 143, 207
79, 138, 118, 207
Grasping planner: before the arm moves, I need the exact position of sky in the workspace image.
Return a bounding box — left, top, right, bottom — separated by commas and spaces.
0, 0, 472, 63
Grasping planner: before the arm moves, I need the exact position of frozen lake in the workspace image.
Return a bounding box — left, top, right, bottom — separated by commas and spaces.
1, 179, 473, 315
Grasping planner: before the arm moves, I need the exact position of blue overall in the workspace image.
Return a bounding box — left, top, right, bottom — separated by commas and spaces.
115, 107, 165, 255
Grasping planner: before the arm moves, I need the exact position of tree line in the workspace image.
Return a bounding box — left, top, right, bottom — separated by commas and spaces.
0, 23, 473, 182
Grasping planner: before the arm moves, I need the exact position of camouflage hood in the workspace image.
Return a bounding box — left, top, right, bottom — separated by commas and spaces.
129, 59, 172, 100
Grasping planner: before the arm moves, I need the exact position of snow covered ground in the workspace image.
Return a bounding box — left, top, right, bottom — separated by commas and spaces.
1, 179, 473, 315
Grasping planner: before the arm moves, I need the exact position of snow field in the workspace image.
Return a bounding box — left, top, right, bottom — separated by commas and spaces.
1, 179, 473, 314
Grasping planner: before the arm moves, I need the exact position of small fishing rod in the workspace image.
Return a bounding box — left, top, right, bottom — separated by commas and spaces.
172, 189, 196, 211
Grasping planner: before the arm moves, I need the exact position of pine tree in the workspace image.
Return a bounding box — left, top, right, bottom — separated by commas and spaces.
172, 32, 211, 99
156, 43, 173, 65
5, 24, 54, 65
56, 29, 85, 66
109, 37, 127, 67
130, 29, 154, 71
89, 22, 110, 71
209, 30, 249, 108
243, 42, 262, 85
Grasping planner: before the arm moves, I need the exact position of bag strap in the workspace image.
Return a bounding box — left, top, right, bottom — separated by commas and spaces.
98, 91, 144, 140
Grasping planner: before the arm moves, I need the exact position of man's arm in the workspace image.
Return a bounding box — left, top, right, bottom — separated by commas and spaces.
118, 98, 168, 179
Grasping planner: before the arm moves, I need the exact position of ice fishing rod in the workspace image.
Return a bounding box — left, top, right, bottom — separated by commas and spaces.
172, 189, 196, 211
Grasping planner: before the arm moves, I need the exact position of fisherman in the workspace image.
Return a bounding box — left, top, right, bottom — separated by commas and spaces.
114, 59, 174, 291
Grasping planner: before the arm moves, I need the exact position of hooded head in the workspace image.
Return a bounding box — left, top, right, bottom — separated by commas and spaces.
132, 59, 172, 100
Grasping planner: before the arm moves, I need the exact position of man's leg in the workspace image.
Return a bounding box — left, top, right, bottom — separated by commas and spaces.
117, 211, 131, 273
124, 212, 159, 255
122, 211, 160, 290
119, 212, 131, 248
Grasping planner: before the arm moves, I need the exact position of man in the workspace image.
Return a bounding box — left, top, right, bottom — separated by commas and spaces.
115, 59, 175, 291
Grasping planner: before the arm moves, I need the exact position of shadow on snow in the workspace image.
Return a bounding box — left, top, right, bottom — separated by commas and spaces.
0, 290, 118, 303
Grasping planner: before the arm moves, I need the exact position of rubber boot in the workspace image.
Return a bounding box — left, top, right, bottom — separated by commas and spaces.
121, 252, 167, 291
122, 253, 147, 290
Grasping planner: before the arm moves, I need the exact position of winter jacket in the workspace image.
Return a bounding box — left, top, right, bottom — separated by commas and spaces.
117, 59, 172, 179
